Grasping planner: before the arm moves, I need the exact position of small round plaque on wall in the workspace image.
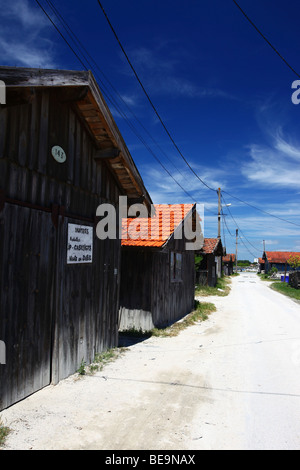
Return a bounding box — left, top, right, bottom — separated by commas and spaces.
51, 146, 66, 163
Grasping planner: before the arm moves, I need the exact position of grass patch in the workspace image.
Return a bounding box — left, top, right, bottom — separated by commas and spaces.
0, 417, 10, 447
77, 347, 127, 376
257, 273, 280, 282
119, 301, 216, 339
151, 300, 216, 338
195, 276, 231, 297
270, 281, 300, 301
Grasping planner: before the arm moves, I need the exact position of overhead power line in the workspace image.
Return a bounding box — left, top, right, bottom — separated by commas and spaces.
222, 189, 300, 228
34, 0, 87, 70
221, 193, 261, 255
232, 0, 300, 79
97, 0, 300, 228
96, 0, 216, 193
43, 0, 196, 203
35, 0, 217, 213
36, 0, 299, 231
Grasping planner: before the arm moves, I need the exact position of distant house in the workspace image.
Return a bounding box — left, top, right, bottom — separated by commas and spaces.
0, 66, 152, 410
196, 238, 223, 287
119, 204, 202, 332
263, 251, 300, 273
223, 253, 235, 275
258, 257, 265, 273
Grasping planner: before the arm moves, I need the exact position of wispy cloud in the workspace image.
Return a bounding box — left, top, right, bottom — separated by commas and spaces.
123, 45, 235, 100
0, 0, 57, 68
242, 129, 300, 189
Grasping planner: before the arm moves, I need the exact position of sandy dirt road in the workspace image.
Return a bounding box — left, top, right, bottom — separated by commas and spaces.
1, 272, 300, 450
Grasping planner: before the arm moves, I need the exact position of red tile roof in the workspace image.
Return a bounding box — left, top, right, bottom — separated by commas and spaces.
223, 253, 235, 262
121, 204, 195, 247
201, 238, 221, 254
265, 251, 300, 264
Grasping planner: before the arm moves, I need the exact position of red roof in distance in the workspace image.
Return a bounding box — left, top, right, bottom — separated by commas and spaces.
223, 253, 236, 262
201, 238, 221, 254
265, 251, 300, 263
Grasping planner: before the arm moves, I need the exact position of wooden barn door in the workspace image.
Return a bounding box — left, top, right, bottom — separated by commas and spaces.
0, 204, 56, 410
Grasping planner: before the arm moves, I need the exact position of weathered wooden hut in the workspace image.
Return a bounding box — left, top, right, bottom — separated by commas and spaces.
119, 203, 202, 332
258, 257, 265, 273
222, 253, 235, 275
263, 251, 300, 274
196, 238, 223, 287
0, 66, 152, 410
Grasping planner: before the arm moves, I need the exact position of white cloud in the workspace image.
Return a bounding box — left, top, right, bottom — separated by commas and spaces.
242, 130, 300, 188
0, 0, 57, 68
0, 38, 55, 69
125, 45, 235, 100
0, 0, 48, 30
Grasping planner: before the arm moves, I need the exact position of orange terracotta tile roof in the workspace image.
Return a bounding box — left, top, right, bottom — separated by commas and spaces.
258, 257, 265, 264
223, 253, 235, 262
121, 204, 195, 247
201, 238, 221, 254
265, 251, 300, 264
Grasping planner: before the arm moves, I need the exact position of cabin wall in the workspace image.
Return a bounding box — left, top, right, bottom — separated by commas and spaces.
0, 89, 121, 410
119, 235, 196, 332
119, 249, 153, 331
197, 254, 217, 287
151, 237, 195, 327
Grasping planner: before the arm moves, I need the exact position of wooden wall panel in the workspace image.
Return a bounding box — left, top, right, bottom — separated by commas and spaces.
0, 88, 122, 409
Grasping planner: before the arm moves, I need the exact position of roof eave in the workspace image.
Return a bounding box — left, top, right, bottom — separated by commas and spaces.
0, 66, 152, 210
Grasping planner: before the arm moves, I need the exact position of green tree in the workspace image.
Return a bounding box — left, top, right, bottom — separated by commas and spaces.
287, 254, 300, 271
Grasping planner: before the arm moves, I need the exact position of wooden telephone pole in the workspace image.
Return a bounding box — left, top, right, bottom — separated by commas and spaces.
218, 188, 221, 239
235, 229, 238, 273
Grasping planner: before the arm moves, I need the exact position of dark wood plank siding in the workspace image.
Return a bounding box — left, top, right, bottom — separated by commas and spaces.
119, 249, 152, 312
119, 233, 196, 331
0, 204, 55, 410
152, 238, 195, 327
0, 88, 122, 409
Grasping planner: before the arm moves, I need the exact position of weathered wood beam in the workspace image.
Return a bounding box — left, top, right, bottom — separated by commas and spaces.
56, 86, 89, 102
4, 87, 35, 107
127, 196, 145, 205
94, 148, 120, 160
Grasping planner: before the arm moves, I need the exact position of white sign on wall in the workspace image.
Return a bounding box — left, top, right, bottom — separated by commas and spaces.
67, 223, 93, 264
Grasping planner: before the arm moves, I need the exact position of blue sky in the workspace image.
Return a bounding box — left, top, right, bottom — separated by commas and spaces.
1, 0, 300, 260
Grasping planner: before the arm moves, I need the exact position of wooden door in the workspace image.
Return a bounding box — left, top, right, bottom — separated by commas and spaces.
0, 204, 56, 410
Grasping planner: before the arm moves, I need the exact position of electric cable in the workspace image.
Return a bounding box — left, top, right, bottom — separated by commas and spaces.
221, 193, 262, 256
97, 0, 216, 193
45, 0, 188, 181
222, 189, 300, 228
36, 0, 206, 209
97, 0, 300, 228
233, 0, 300, 79
36, 1, 299, 235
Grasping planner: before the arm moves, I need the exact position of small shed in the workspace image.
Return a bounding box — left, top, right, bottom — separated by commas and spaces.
119, 204, 202, 331
263, 251, 300, 274
258, 257, 265, 273
223, 253, 235, 275
0, 66, 151, 410
196, 238, 223, 287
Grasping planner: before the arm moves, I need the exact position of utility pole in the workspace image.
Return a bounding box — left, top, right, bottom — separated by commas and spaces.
235, 229, 238, 273
218, 188, 221, 239
217, 188, 222, 278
